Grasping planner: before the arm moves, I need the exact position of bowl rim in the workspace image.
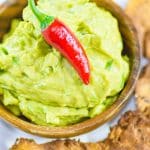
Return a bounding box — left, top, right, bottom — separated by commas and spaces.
0, 0, 141, 138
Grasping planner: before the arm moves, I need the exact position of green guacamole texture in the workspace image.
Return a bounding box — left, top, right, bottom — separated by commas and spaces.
0, 0, 129, 126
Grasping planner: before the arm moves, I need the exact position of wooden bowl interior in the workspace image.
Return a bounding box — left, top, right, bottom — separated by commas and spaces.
0, 0, 140, 138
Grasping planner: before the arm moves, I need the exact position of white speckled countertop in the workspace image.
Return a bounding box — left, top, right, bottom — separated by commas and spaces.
0, 0, 139, 149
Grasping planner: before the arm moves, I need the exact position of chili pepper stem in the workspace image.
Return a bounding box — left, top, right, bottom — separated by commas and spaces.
28, 0, 54, 29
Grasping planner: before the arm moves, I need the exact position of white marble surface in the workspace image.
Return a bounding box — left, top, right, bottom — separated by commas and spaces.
0, 0, 137, 149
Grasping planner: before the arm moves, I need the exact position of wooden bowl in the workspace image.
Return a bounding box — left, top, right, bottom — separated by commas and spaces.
0, 0, 141, 138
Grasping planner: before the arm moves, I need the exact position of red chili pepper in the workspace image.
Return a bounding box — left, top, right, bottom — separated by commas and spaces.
29, 0, 90, 84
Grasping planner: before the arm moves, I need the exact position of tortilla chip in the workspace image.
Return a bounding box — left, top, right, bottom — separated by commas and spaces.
135, 65, 150, 112
11, 138, 105, 150
144, 31, 150, 58
105, 111, 150, 150
126, 0, 150, 58
10, 110, 150, 150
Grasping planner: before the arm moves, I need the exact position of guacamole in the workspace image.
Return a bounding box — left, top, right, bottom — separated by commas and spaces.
0, 0, 129, 126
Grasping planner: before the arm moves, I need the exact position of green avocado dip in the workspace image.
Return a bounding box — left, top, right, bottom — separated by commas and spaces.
0, 0, 129, 126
